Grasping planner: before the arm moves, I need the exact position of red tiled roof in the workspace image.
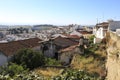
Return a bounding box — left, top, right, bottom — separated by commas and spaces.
96, 22, 109, 28
53, 36, 78, 48
0, 38, 42, 56
78, 31, 92, 34
97, 22, 108, 25
61, 33, 81, 39
59, 45, 78, 52
67, 35, 80, 39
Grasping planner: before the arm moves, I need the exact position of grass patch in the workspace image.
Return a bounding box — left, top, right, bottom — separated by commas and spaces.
70, 43, 107, 78
34, 67, 64, 78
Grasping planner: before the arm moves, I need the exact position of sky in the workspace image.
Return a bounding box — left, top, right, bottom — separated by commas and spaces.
0, 0, 120, 25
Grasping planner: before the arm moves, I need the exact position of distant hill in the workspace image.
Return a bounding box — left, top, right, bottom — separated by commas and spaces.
32, 24, 57, 30
0, 25, 8, 29
33, 24, 56, 28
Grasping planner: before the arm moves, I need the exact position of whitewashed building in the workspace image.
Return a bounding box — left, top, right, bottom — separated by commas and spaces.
0, 38, 41, 66
93, 22, 109, 43
70, 30, 82, 37
93, 20, 120, 43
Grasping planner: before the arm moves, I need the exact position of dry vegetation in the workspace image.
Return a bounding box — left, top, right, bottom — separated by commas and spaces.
34, 67, 64, 78
70, 43, 107, 78
33, 43, 107, 79
33, 36, 107, 79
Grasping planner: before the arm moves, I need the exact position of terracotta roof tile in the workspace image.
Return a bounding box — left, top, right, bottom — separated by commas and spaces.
67, 35, 80, 39
59, 45, 78, 52
53, 36, 78, 48
96, 22, 109, 28
0, 38, 42, 56
78, 31, 92, 34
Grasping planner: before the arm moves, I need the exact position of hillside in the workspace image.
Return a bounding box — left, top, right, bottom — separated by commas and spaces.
70, 43, 107, 79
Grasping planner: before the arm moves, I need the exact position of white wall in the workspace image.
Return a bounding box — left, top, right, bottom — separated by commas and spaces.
95, 27, 104, 39
93, 28, 97, 35
94, 27, 103, 44
60, 52, 71, 64
0, 52, 8, 66
116, 29, 120, 36
59, 51, 74, 64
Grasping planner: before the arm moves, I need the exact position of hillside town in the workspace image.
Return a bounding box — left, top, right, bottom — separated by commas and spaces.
0, 24, 92, 65
1, 0, 120, 79
0, 19, 120, 79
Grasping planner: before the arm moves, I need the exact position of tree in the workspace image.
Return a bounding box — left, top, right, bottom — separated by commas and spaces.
0, 63, 27, 77
0, 63, 44, 79
89, 35, 95, 44
13, 48, 46, 69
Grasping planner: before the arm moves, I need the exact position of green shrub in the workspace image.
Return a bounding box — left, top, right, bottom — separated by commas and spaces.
0, 63, 27, 77
89, 35, 95, 43
45, 58, 61, 66
53, 69, 100, 80
0, 71, 44, 80
13, 48, 46, 69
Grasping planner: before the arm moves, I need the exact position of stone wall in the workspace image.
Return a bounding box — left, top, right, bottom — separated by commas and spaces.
106, 32, 120, 80
59, 46, 83, 65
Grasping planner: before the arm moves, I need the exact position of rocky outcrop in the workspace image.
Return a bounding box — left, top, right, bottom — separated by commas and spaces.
106, 32, 120, 80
